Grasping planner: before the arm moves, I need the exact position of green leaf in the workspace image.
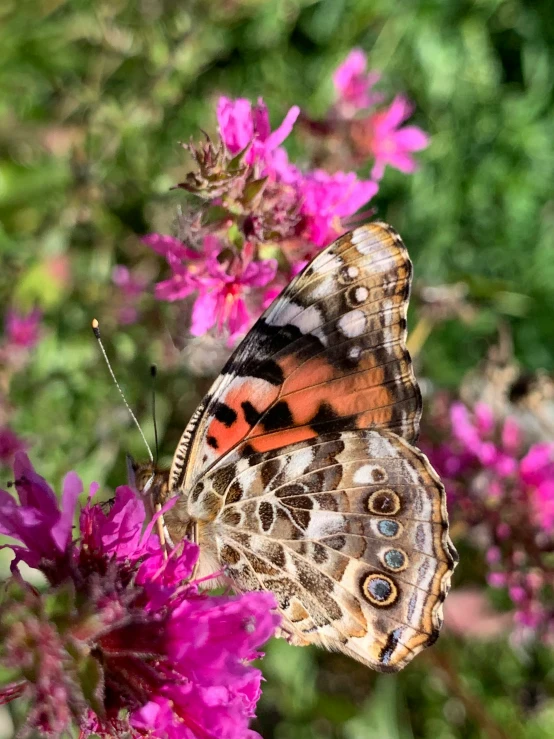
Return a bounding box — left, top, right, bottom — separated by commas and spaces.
43, 581, 76, 630
203, 205, 233, 226
78, 655, 105, 718
243, 177, 268, 203
227, 222, 243, 249
227, 144, 251, 172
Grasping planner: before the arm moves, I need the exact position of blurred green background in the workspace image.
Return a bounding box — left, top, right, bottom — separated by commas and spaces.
1, 0, 554, 737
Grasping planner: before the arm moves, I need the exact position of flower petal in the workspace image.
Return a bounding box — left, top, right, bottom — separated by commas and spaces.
51, 471, 82, 551
13, 452, 59, 517
241, 259, 278, 288
191, 290, 220, 336
265, 105, 300, 151
142, 233, 196, 261
393, 125, 430, 151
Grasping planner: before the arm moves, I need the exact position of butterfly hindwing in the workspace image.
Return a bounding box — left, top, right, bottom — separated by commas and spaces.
170, 222, 421, 494
181, 429, 457, 671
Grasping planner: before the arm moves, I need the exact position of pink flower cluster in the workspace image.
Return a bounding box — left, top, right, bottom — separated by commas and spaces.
333, 50, 429, 181
424, 400, 554, 640
4, 307, 41, 350
0, 454, 279, 738
143, 49, 428, 346
145, 234, 277, 342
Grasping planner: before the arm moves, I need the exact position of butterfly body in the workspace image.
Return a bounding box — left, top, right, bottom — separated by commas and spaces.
134, 222, 458, 671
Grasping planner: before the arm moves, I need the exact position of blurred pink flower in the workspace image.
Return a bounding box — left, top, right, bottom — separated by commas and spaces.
0, 455, 279, 738
425, 400, 554, 640
298, 170, 378, 247
143, 234, 220, 302
112, 265, 148, 325
145, 232, 277, 341
487, 572, 508, 588
142, 233, 204, 262
333, 49, 382, 115
262, 285, 284, 311
450, 402, 515, 477
521, 443, 554, 532
520, 443, 554, 487
45, 254, 71, 288
191, 245, 277, 342
112, 265, 144, 296
0, 426, 27, 465
218, 96, 380, 250
366, 96, 429, 180
217, 96, 300, 176
443, 589, 512, 638
4, 307, 41, 349
502, 417, 522, 454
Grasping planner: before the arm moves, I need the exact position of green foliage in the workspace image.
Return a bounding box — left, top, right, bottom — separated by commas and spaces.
1, 0, 554, 736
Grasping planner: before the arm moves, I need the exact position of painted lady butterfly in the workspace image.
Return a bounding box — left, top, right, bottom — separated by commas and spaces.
131, 221, 458, 671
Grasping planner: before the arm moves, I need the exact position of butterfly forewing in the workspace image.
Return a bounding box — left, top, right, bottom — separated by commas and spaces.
169, 222, 421, 494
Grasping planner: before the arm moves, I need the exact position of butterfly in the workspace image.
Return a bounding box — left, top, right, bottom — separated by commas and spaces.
131, 221, 458, 672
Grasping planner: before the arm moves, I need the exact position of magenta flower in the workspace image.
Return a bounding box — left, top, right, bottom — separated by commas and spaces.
298, 169, 379, 247
143, 234, 221, 302
143, 82, 427, 344
366, 95, 429, 180
423, 400, 554, 640
4, 307, 41, 349
144, 232, 277, 341
190, 244, 277, 342
0, 425, 27, 465
520, 443, 554, 532
0, 455, 279, 738
449, 402, 516, 476
333, 49, 383, 116
0, 452, 81, 571
217, 96, 300, 176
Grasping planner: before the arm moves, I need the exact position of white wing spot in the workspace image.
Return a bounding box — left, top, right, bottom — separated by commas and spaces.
365, 431, 397, 457
306, 512, 344, 538
353, 464, 388, 485
351, 229, 377, 246
286, 447, 315, 479
291, 305, 323, 334
337, 309, 366, 338
348, 345, 362, 361
312, 252, 343, 274
266, 300, 301, 327
311, 276, 335, 300
237, 466, 259, 496
355, 286, 369, 303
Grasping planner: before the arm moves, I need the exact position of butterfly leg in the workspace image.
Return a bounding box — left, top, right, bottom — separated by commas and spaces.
275, 623, 310, 646
190, 520, 200, 580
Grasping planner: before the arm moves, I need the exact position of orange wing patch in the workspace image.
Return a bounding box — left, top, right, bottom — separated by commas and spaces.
170, 222, 421, 493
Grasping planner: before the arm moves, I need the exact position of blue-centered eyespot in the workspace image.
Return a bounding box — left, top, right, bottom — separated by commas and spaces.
362, 574, 398, 606
381, 548, 408, 572
377, 519, 401, 538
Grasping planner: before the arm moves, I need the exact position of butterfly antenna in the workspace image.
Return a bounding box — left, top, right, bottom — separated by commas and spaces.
91, 319, 154, 463
150, 364, 160, 465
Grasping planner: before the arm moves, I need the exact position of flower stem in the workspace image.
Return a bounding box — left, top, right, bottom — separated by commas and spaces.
406, 316, 433, 358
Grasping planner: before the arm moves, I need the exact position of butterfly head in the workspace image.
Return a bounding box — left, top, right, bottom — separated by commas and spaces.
127, 456, 197, 547
127, 455, 171, 508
